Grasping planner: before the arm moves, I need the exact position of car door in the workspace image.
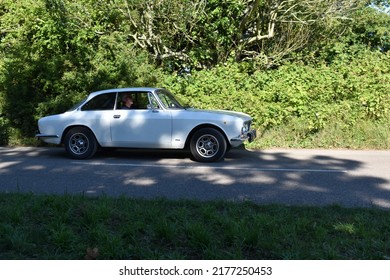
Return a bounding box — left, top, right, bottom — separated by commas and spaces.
78, 91, 117, 146
110, 91, 173, 148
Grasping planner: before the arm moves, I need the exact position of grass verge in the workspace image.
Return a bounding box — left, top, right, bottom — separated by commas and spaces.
249, 114, 390, 150
1, 193, 390, 260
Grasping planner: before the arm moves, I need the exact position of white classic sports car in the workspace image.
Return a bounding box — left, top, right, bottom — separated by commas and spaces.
36, 88, 256, 162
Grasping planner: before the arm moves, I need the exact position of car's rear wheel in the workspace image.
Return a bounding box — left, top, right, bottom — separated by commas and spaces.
190, 128, 227, 162
64, 127, 97, 159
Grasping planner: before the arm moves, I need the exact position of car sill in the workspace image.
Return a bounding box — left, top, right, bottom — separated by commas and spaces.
35, 134, 59, 138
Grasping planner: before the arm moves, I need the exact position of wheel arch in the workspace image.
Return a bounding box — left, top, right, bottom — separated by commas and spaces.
184, 124, 230, 149
61, 125, 100, 146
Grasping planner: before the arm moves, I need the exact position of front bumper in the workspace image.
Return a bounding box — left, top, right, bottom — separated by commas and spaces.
247, 129, 257, 142
230, 129, 257, 146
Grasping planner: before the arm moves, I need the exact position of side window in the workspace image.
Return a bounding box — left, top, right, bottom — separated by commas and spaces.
81, 93, 116, 111
136, 92, 149, 109
117, 92, 134, 109
117, 91, 150, 110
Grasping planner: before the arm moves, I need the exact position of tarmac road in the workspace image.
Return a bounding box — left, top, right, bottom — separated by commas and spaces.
0, 146, 389, 209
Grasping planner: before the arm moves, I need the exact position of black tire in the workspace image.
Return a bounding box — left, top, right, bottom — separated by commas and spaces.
190, 128, 227, 162
64, 127, 97, 159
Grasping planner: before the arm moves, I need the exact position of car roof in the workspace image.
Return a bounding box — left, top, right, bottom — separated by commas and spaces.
89, 87, 162, 98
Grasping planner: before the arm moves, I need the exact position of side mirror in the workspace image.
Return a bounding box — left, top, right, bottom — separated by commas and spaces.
147, 104, 159, 112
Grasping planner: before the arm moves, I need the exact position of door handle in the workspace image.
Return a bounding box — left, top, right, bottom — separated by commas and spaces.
113, 115, 121, 119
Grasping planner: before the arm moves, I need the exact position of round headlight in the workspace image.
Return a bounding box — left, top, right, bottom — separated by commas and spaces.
242, 123, 249, 133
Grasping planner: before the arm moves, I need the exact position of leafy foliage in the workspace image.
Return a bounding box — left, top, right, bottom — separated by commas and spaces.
0, 0, 160, 140
0, 0, 389, 147
164, 48, 389, 135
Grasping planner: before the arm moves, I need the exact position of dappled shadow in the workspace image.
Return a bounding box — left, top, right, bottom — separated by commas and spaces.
96, 147, 190, 160
1, 147, 389, 209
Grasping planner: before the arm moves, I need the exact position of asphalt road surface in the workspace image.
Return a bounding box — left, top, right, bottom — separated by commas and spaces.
1, 147, 389, 209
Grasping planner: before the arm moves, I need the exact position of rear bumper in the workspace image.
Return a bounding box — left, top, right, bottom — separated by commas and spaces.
35, 133, 60, 144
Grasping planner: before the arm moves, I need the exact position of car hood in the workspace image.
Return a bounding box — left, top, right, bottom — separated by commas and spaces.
186, 108, 251, 120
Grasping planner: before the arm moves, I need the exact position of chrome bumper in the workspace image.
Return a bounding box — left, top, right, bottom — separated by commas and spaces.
247, 129, 256, 142
231, 129, 257, 144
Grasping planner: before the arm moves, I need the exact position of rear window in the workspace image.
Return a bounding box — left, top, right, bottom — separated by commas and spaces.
81, 93, 116, 111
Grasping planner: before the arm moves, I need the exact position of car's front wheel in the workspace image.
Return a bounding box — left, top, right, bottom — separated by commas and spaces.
190, 128, 227, 162
64, 127, 97, 159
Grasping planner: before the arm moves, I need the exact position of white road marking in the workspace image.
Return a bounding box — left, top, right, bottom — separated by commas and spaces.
72, 161, 348, 173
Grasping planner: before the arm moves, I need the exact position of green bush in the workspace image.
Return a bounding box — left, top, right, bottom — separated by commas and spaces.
161, 49, 389, 148
163, 49, 389, 135
0, 116, 9, 145
0, 0, 389, 148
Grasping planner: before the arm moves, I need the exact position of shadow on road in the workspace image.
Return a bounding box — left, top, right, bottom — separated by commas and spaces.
0, 146, 389, 209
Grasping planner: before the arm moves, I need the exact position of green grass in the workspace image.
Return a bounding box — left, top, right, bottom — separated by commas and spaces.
249, 114, 390, 150
1, 193, 390, 260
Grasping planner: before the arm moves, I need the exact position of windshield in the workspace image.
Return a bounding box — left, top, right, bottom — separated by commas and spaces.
155, 89, 185, 109
66, 97, 87, 112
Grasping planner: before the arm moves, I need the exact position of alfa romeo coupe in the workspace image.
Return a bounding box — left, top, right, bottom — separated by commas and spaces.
36, 88, 256, 162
